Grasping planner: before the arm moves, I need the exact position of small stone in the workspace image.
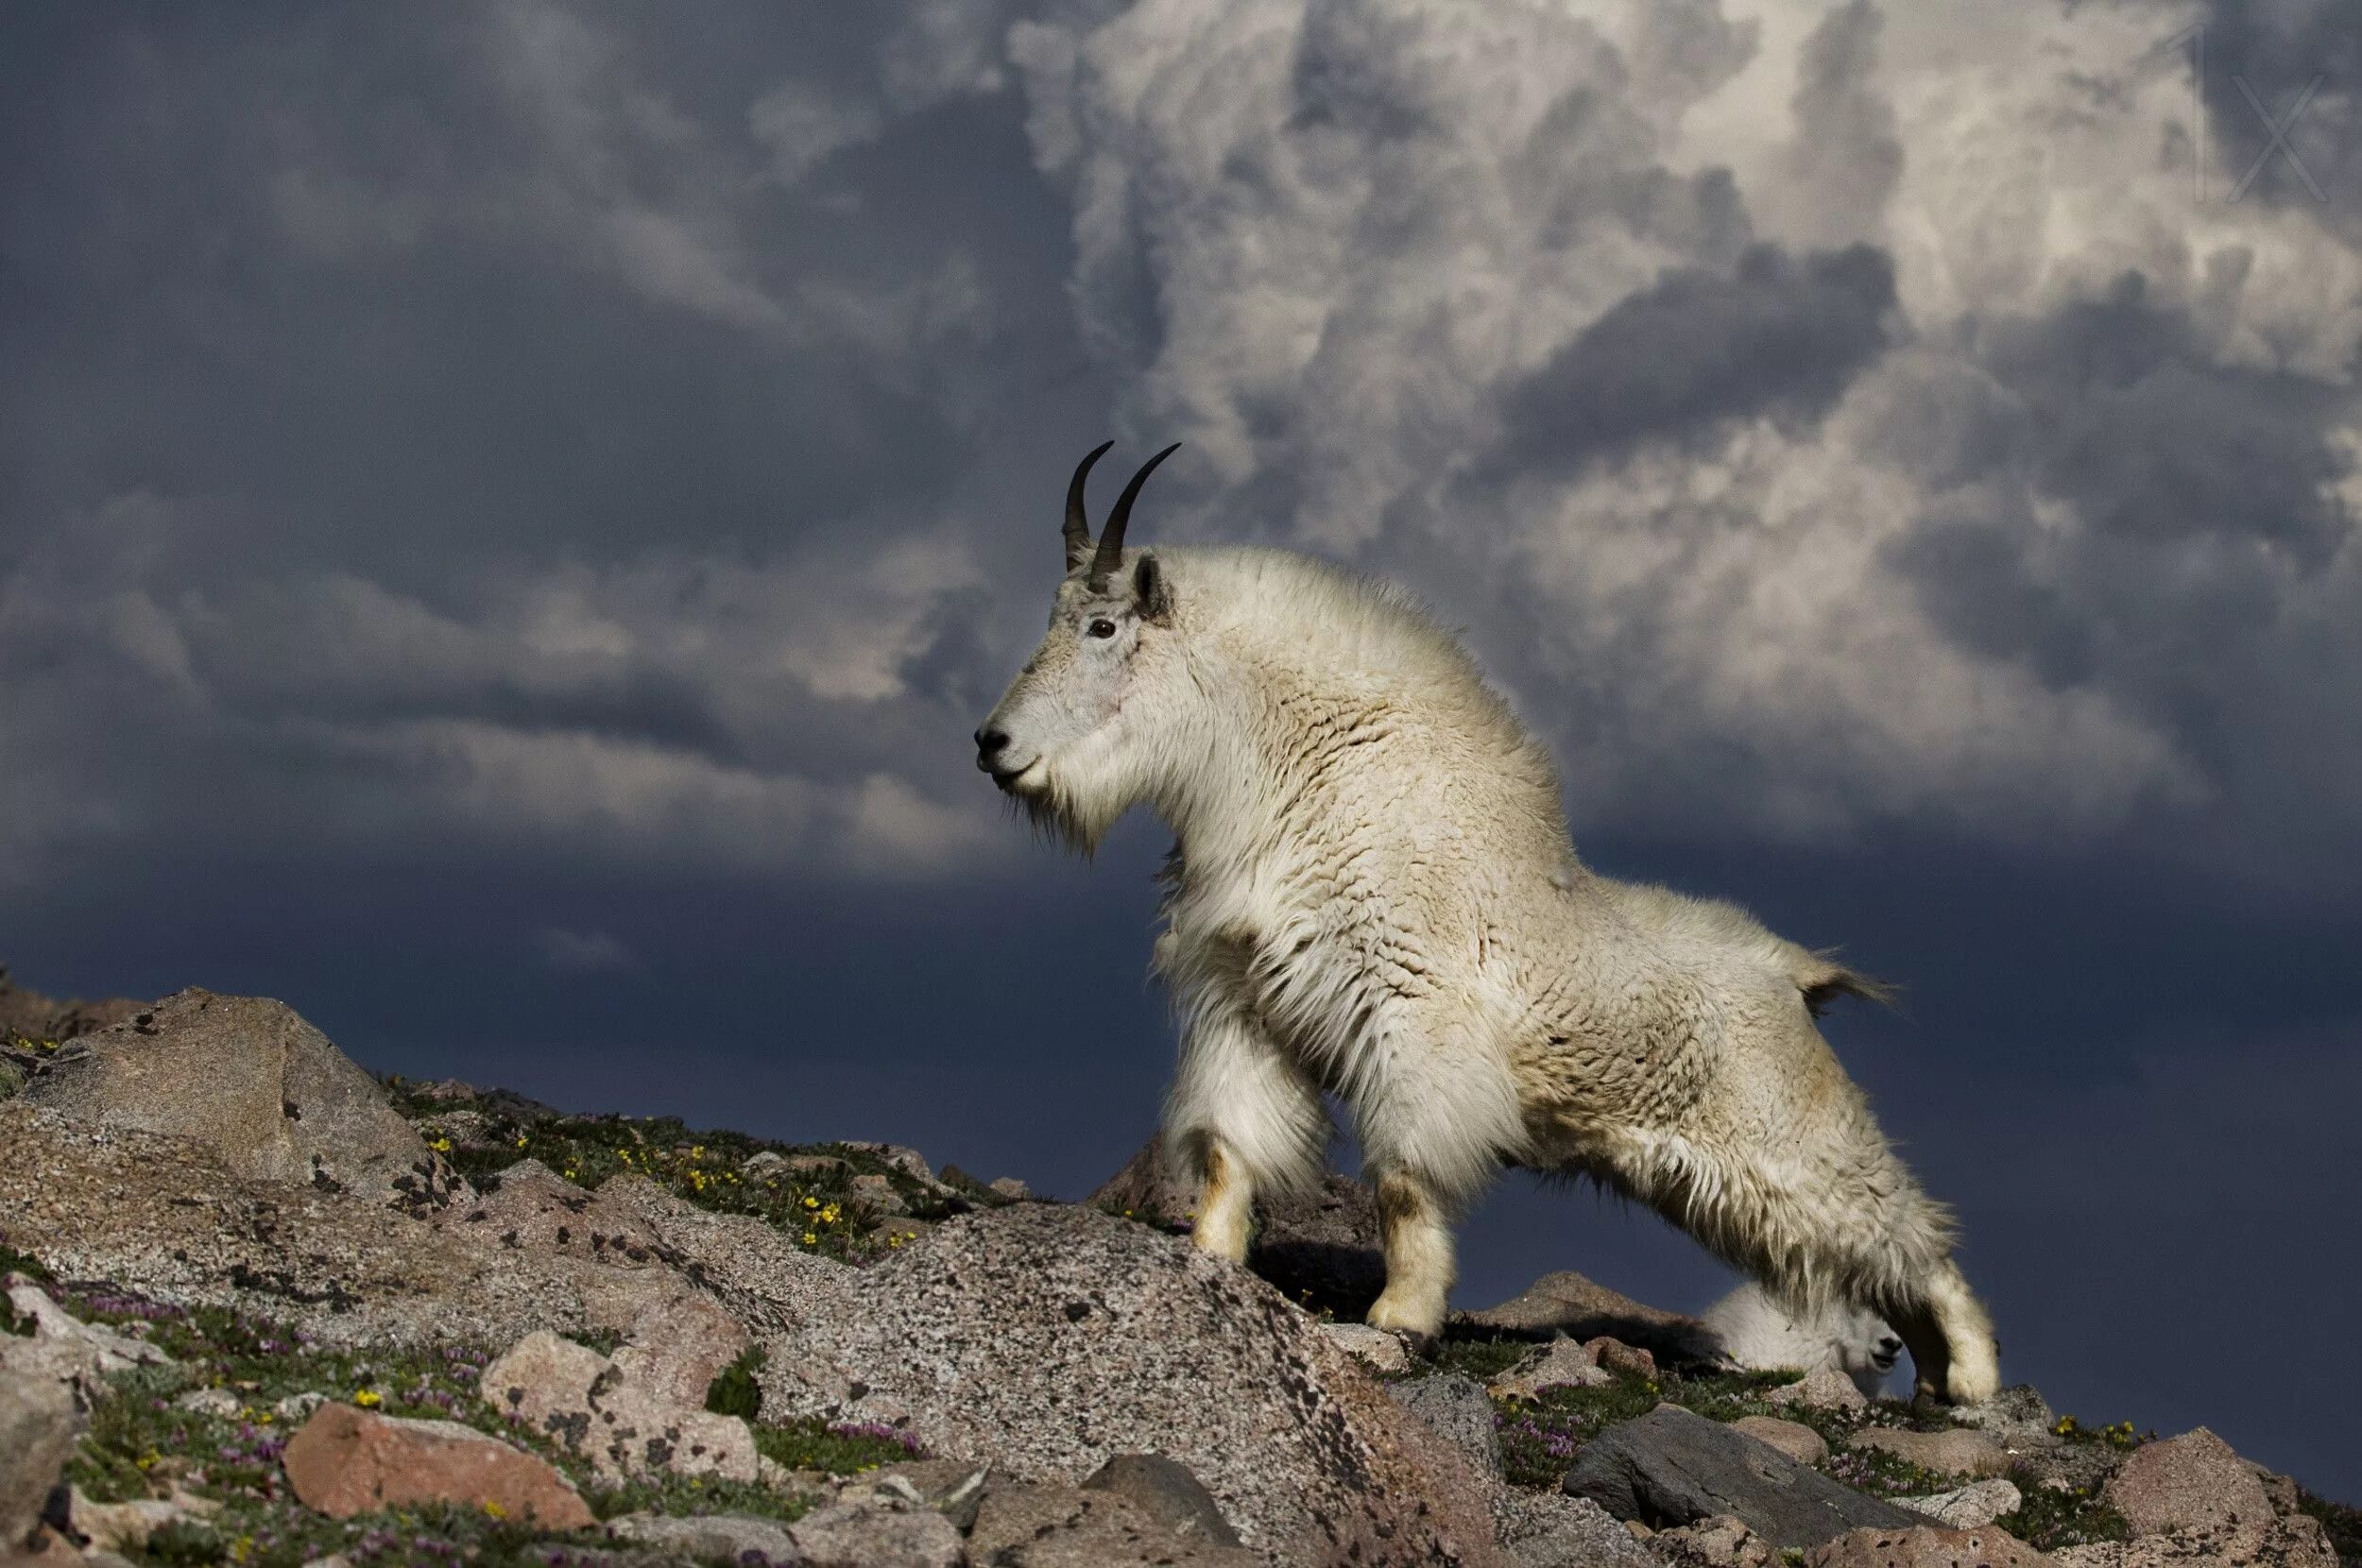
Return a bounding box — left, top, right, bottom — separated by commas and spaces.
849, 1173, 910, 1216
173, 1388, 244, 1417
1386, 1373, 1503, 1482
65, 1490, 214, 1553
788, 1499, 964, 1568
1807, 1523, 2048, 1567
1651, 1512, 1779, 1568
1495, 1489, 1657, 1567
1082, 1453, 1244, 1546
281, 1403, 594, 1528
1, 1370, 80, 1551
969, 1479, 1263, 1567
1730, 1416, 1828, 1466
1846, 1427, 2014, 1478
1768, 1363, 1869, 1413
868, 1459, 992, 1530
1489, 1338, 1612, 1401
273, 1392, 328, 1423
1315, 1321, 1411, 1374
1896, 1478, 2023, 1530
605, 1510, 799, 1562
1585, 1337, 1659, 1380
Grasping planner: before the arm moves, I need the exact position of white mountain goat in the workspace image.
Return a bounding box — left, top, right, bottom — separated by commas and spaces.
975, 444, 2001, 1402
1702, 1281, 1907, 1398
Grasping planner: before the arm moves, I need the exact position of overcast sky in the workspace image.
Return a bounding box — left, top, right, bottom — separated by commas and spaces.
5, 0, 2358, 1497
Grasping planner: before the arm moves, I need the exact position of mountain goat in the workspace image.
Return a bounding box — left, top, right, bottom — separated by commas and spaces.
975, 444, 2001, 1402
1702, 1281, 1906, 1399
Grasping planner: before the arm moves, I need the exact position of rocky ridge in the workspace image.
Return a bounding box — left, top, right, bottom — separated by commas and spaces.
1, 973, 2353, 1568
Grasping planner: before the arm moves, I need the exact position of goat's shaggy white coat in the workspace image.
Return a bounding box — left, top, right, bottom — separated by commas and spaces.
1702, 1281, 1906, 1398
981, 541, 2000, 1401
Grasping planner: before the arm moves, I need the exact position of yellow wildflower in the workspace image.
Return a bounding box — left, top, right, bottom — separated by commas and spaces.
802, 1231, 819, 1246
353, 1389, 382, 1408
802, 1195, 820, 1210
481, 1501, 507, 1520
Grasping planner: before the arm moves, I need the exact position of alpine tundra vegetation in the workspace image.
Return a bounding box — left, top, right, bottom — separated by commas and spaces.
977, 444, 2002, 1403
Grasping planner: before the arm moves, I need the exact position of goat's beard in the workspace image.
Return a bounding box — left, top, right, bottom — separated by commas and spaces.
1003, 762, 1125, 857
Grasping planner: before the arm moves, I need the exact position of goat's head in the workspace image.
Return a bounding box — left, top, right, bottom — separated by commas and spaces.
974, 441, 1182, 844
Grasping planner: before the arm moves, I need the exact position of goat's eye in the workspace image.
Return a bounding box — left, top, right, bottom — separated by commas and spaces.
1087, 618, 1118, 639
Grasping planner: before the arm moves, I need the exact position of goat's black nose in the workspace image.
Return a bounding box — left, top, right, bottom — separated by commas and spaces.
974, 726, 1010, 757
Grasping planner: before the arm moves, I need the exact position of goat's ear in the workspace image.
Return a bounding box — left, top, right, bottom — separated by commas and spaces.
1133, 553, 1172, 623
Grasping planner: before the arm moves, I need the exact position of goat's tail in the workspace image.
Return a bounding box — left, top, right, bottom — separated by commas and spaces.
1796, 949, 1901, 1018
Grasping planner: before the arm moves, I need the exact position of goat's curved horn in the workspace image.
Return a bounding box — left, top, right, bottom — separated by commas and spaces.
1064, 440, 1115, 570
1089, 443, 1182, 588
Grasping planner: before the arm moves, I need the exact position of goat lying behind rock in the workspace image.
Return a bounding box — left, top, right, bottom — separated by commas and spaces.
1702, 1281, 1904, 1398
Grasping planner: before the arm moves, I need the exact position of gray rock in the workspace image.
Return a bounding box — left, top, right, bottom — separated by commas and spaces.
1082, 1453, 1244, 1546
174, 1388, 244, 1416
1728, 1416, 1827, 1467
1493, 1489, 1656, 1568
1766, 1363, 1868, 1413
1896, 1478, 2022, 1529
788, 1500, 964, 1568
1, 1279, 173, 1391
970, 1479, 1264, 1567
1388, 1373, 1504, 1482
24, 989, 459, 1210
1456, 1270, 1717, 1364
757, 1203, 1510, 1566
1089, 1135, 1387, 1313
1844, 1426, 2012, 1478
478, 1329, 759, 1481
1, 1368, 81, 1551
606, 1510, 800, 1562
1564, 1406, 1922, 1549
1315, 1321, 1411, 1374
1487, 1338, 1611, 1401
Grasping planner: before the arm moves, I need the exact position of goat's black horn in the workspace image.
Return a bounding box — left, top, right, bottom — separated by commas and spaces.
1064, 440, 1114, 570
1089, 443, 1181, 588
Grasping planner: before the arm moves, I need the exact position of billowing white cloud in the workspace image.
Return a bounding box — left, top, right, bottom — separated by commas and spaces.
1016, 0, 2361, 865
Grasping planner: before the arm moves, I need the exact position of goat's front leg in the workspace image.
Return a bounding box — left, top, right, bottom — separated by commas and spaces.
1165, 995, 1327, 1266
1365, 1165, 1456, 1339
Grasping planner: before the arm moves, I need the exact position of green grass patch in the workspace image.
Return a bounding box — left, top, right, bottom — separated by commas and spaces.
378, 1076, 985, 1263
705, 1344, 764, 1420
1993, 1473, 2133, 1553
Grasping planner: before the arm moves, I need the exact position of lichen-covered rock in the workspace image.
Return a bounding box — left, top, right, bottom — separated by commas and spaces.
1492, 1489, 1656, 1568
1806, 1523, 2049, 1567
1895, 1479, 2022, 1530
969, 1478, 1265, 1566
788, 1499, 965, 1568
1768, 1362, 1870, 1413
1650, 1513, 1778, 1568
1081, 1454, 1244, 1547
1846, 1427, 2014, 1478
1, 1368, 80, 1551
2060, 1428, 2338, 1568
604, 1511, 799, 1562
281, 1403, 595, 1528
1565, 1406, 1922, 1550
1389, 1373, 1504, 1482
1316, 1321, 1411, 1374
759, 1203, 1510, 1565
477, 1329, 759, 1481
0, 1279, 172, 1397
1487, 1338, 1612, 1401
23, 990, 456, 1209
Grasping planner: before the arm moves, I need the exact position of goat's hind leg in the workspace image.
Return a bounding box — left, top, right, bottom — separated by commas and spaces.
1365, 1165, 1456, 1342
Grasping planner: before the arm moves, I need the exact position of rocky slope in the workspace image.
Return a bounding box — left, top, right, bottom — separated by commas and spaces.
2, 974, 2354, 1568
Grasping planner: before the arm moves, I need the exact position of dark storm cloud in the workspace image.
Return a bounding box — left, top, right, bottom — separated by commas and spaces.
1498, 241, 1895, 470
1886, 266, 2359, 787
2182, 0, 2358, 213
